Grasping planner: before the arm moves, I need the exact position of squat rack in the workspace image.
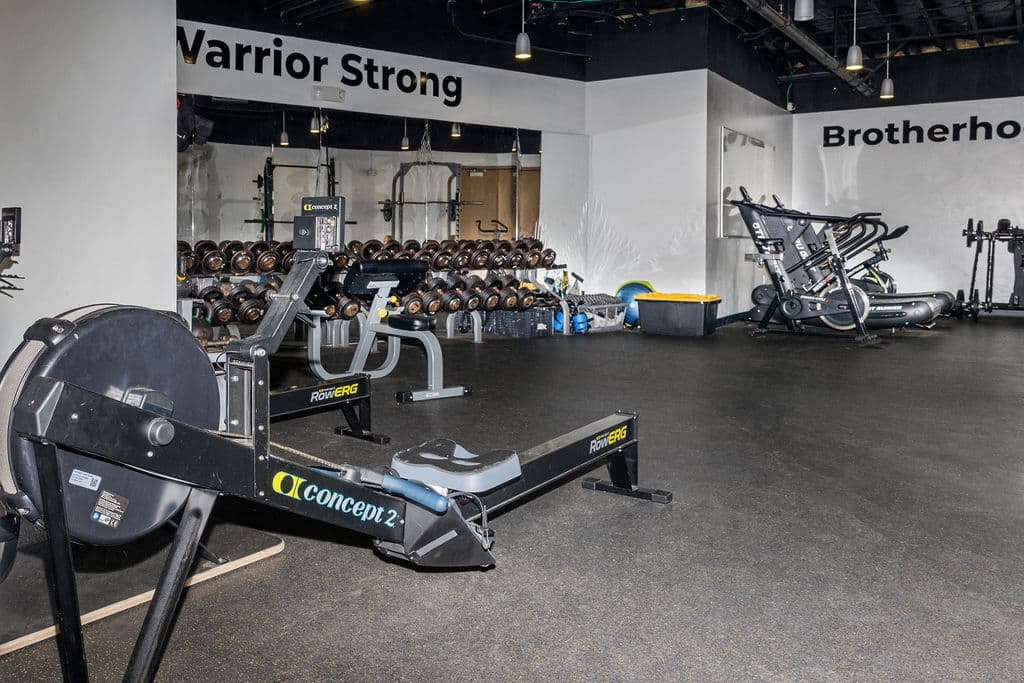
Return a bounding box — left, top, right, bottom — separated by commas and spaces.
251, 153, 337, 241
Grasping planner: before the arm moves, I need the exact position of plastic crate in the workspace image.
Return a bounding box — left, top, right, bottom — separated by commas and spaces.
483, 308, 555, 338
635, 293, 721, 336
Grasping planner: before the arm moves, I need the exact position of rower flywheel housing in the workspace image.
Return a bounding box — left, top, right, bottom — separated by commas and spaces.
0, 306, 220, 545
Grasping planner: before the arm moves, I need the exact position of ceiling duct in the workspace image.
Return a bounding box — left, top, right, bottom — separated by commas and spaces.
736, 0, 875, 97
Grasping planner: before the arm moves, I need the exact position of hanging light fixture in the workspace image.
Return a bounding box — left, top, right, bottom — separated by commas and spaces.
309, 110, 321, 134
279, 111, 289, 147
320, 112, 330, 133
451, 122, 462, 139
880, 31, 895, 99
515, 0, 532, 60
794, 0, 814, 21
512, 129, 519, 153
845, 0, 863, 71
400, 119, 410, 151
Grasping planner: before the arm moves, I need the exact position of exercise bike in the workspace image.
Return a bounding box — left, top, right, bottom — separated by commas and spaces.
730, 189, 947, 336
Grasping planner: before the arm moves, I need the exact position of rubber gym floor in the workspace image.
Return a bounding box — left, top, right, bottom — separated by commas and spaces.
2, 317, 1023, 681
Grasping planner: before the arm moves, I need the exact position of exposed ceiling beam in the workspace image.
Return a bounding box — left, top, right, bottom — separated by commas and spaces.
912, 0, 944, 49
963, 0, 985, 47
784, 21, 1020, 51
735, 0, 875, 96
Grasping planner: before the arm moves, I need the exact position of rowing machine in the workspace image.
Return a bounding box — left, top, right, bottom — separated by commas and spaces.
0, 223, 670, 681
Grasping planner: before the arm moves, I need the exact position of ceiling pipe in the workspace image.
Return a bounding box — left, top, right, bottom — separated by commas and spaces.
736, 0, 875, 96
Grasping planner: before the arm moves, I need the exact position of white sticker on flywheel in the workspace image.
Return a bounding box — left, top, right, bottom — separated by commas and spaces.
69, 469, 102, 491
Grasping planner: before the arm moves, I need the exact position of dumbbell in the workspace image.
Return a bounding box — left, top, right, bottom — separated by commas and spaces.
197, 285, 225, 303
494, 240, 514, 253
359, 239, 384, 260
425, 277, 449, 293
348, 240, 363, 253
419, 290, 444, 314
226, 282, 256, 305
457, 239, 476, 250
476, 241, 496, 252
252, 283, 276, 303
236, 298, 266, 323
193, 241, 227, 275
402, 239, 422, 252
249, 241, 279, 274
399, 292, 424, 315
540, 248, 557, 268
421, 240, 440, 254
506, 250, 527, 269
523, 250, 543, 268
177, 241, 196, 273
191, 316, 213, 347
439, 239, 459, 252
446, 277, 482, 311
430, 250, 454, 270
336, 295, 362, 320
497, 287, 520, 310
488, 250, 509, 269
219, 241, 254, 275
469, 249, 491, 269
516, 287, 537, 309
394, 250, 415, 260
450, 250, 473, 270
500, 276, 521, 289
264, 274, 284, 291
332, 252, 350, 270
198, 299, 235, 325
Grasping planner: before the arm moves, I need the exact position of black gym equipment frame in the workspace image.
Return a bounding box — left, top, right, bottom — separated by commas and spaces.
250, 155, 337, 242
957, 218, 1024, 319
727, 188, 875, 341
5, 243, 670, 682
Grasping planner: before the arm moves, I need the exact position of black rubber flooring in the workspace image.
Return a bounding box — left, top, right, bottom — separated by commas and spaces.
2, 318, 1024, 681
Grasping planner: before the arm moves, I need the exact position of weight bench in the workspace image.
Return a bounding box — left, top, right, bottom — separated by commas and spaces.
304, 259, 469, 403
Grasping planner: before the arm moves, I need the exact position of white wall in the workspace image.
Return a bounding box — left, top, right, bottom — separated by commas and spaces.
792, 96, 1024, 295
581, 70, 709, 295
705, 72, 793, 315
0, 0, 177, 359
537, 132, 589, 267
178, 143, 539, 244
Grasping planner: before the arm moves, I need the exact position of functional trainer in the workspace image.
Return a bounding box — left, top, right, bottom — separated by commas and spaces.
956, 217, 1024, 319
0, 205, 670, 682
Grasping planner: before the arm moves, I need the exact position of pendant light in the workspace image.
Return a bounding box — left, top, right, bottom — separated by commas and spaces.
880, 32, 895, 99
515, 0, 531, 60
400, 119, 410, 151
512, 129, 520, 153
309, 110, 321, 134
794, 0, 814, 21
320, 113, 330, 133
279, 111, 289, 147
451, 122, 462, 139
845, 0, 863, 71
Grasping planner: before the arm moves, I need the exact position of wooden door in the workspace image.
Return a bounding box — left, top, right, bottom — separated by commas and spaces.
458, 166, 541, 240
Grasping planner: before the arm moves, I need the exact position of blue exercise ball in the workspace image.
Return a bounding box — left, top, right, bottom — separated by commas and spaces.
616, 280, 655, 328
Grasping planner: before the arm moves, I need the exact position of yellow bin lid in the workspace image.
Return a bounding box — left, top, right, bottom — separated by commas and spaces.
635, 293, 722, 303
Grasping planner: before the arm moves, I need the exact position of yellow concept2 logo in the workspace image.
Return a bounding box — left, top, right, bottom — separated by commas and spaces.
589, 425, 629, 454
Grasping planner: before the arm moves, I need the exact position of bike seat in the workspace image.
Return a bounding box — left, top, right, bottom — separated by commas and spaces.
391, 439, 522, 493
387, 313, 435, 332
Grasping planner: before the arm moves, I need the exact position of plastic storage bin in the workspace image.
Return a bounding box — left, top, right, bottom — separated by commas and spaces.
635, 293, 722, 336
